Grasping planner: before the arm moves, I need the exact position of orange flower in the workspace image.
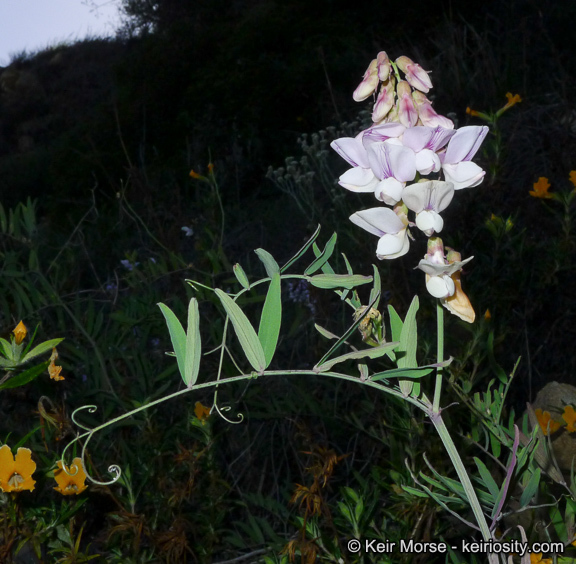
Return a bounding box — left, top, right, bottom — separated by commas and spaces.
569, 171, 576, 190
504, 92, 522, 108
0, 445, 36, 492
530, 553, 552, 564
189, 169, 203, 179
563, 405, 576, 432
529, 177, 553, 199
194, 401, 210, 424
535, 408, 561, 435
13, 320, 27, 345
54, 457, 88, 495
48, 348, 64, 381
466, 107, 481, 117
484, 309, 492, 320
207, 163, 215, 173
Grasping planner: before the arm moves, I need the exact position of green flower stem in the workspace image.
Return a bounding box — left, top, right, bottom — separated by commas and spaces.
429, 298, 498, 563
433, 300, 444, 413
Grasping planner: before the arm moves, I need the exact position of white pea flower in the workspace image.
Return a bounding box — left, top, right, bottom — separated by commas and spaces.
349, 205, 410, 260
402, 180, 454, 236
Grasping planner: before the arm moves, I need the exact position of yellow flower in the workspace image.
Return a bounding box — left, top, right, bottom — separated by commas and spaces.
563, 405, 576, 432
569, 171, 576, 190
54, 457, 88, 495
0, 445, 36, 492
48, 348, 64, 381
13, 320, 27, 345
529, 177, 553, 199
194, 401, 211, 424
530, 553, 552, 564
535, 408, 561, 435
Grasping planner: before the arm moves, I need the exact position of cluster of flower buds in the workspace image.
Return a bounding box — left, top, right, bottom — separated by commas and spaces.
332, 52, 489, 322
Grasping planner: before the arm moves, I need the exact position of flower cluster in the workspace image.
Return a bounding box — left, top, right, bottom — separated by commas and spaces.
331, 52, 489, 322
0, 445, 87, 495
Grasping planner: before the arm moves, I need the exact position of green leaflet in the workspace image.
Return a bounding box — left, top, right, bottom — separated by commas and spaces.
281, 224, 321, 273
519, 468, 540, 508
304, 233, 337, 275
258, 272, 282, 368
233, 263, 250, 289
315, 342, 398, 372
20, 338, 65, 364
397, 295, 419, 369
255, 248, 280, 277
396, 295, 419, 396
307, 274, 372, 290
185, 298, 201, 387
474, 457, 500, 501
370, 367, 433, 381
314, 324, 339, 340
369, 265, 382, 311
215, 289, 266, 372
0, 361, 49, 390
158, 302, 187, 382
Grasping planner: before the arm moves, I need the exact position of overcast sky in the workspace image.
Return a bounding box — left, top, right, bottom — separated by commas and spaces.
0, 0, 123, 66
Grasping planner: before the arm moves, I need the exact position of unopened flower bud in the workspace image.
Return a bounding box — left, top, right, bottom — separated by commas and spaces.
353, 58, 380, 102
372, 77, 395, 123
13, 321, 27, 345
396, 81, 418, 128
376, 51, 391, 81
395, 55, 433, 93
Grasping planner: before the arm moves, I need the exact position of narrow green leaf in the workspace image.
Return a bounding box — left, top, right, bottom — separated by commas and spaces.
0, 338, 13, 360
519, 468, 541, 508
474, 457, 500, 500
304, 233, 337, 275
369, 265, 382, 311
281, 224, 321, 273
315, 342, 398, 372
215, 289, 266, 372
398, 295, 419, 369
184, 298, 201, 387
307, 274, 372, 290
255, 248, 280, 277
0, 361, 49, 390
370, 367, 433, 381
387, 305, 403, 342
20, 338, 64, 364
314, 324, 339, 340
233, 263, 250, 290
258, 272, 282, 368
158, 302, 187, 380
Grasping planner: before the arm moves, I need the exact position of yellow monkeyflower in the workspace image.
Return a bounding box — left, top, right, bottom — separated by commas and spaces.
54, 458, 88, 495
194, 401, 211, 424
0, 445, 36, 492
530, 553, 552, 564
13, 320, 27, 345
48, 348, 64, 381
563, 405, 576, 433
535, 408, 561, 436
529, 177, 553, 199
